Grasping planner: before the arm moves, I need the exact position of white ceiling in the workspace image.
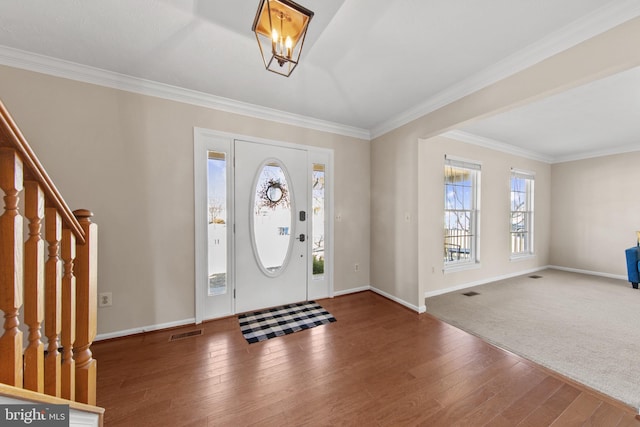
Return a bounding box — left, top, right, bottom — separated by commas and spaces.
0, 0, 639, 162
457, 66, 640, 163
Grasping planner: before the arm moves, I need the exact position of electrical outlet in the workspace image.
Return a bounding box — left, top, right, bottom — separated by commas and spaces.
99, 292, 112, 307
354, 263, 359, 272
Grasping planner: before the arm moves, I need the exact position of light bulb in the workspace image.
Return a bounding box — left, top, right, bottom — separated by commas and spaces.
271, 28, 278, 55
285, 36, 292, 58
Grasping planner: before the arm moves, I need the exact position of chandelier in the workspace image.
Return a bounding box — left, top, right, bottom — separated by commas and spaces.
252, 0, 314, 77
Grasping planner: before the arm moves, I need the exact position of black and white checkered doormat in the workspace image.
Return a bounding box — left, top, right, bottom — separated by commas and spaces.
238, 301, 336, 344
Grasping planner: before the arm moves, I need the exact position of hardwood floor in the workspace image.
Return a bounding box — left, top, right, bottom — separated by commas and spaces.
93, 291, 640, 426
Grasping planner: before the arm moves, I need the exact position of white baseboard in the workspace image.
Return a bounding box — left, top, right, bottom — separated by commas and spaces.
424, 266, 549, 299
333, 285, 371, 297
97, 286, 425, 341
370, 286, 425, 313
333, 285, 425, 313
95, 318, 196, 341
548, 265, 627, 281
98, 287, 376, 340
96, 266, 626, 341
424, 265, 630, 302
108, 269, 612, 340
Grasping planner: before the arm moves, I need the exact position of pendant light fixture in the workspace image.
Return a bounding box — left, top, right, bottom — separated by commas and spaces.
252, 0, 314, 77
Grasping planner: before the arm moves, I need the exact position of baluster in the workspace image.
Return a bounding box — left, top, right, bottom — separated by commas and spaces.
60, 228, 76, 400
0, 148, 24, 387
73, 209, 97, 405
44, 207, 62, 397
23, 181, 45, 392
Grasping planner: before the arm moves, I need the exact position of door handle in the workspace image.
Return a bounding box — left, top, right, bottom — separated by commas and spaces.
296, 234, 306, 242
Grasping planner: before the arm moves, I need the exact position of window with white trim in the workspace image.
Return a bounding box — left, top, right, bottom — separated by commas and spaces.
510, 170, 534, 256
444, 157, 481, 267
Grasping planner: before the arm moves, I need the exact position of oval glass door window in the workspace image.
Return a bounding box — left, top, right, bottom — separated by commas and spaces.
252, 161, 293, 276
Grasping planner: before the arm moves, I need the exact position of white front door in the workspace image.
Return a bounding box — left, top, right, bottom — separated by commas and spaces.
234, 140, 308, 313
194, 129, 332, 323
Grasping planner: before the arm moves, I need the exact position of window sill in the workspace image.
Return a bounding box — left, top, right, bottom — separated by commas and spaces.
443, 262, 481, 274
510, 253, 535, 262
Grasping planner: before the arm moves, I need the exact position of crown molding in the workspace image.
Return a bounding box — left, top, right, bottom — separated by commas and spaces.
370, 0, 640, 139
442, 130, 553, 163
2, 1, 639, 144
444, 130, 640, 164
551, 143, 640, 164
0, 45, 371, 141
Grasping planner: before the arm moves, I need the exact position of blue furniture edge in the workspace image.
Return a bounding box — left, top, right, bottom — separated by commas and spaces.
624, 246, 640, 289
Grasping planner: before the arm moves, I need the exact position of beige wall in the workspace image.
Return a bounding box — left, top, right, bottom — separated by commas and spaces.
0, 65, 370, 336
550, 152, 640, 276
420, 136, 551, 297
370, 123, 420, 308
3, 16, 640, 334
370, 17, 640, 310
370, 131, 551, 311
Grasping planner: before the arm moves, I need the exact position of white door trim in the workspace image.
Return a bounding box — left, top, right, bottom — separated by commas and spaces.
193, 127, 334, 323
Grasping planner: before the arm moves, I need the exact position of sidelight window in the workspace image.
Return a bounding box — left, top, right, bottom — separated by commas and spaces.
207, 151, 227, 296
312, 164, 325, 277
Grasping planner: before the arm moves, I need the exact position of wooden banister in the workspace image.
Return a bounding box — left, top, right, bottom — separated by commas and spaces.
0, 98, 99, 410
0, 101, 84, 243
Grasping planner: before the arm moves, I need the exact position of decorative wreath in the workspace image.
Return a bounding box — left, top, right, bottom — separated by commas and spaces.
259, 178, 289, 209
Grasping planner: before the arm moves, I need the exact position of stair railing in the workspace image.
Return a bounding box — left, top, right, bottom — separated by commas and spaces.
0, 99, 98, 406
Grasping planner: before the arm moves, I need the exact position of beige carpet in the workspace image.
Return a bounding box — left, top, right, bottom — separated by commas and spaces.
425, 269, 640, 412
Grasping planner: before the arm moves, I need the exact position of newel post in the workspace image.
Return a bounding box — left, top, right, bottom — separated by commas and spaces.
73, 209, 97, 405
0, 148, 24, 387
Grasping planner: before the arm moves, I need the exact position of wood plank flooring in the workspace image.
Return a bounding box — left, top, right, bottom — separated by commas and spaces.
93, 291, 640, 426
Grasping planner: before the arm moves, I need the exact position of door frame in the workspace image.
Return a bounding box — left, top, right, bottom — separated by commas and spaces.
193, 127, 334, 323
